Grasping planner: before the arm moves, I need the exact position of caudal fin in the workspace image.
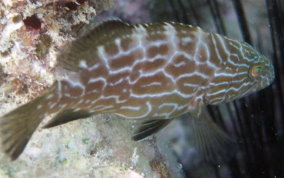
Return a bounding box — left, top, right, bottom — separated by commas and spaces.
0, 89, 55, 160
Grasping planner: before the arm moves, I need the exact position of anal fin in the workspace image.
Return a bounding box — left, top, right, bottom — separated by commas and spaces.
43, 109, 93, 128
132, 119, 173, 141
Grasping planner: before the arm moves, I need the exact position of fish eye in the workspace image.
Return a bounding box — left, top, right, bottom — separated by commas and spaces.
250, 64, 264, 77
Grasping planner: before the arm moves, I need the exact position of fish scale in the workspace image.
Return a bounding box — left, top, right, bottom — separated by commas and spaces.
0, 20, 274, 160
57, 23, 208, 119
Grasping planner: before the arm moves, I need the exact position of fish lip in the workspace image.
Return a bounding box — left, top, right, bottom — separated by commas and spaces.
263, 64, 275, 87
269, 65, 275, 83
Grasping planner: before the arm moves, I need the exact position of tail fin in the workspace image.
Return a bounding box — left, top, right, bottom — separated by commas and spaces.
0, 88, 55, 160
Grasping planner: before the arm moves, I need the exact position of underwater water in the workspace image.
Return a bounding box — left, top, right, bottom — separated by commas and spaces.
105, 0, 284, 177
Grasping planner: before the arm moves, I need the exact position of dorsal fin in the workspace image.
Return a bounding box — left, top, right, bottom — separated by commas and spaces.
57, 20, 132, 72
93, 19, 130, 34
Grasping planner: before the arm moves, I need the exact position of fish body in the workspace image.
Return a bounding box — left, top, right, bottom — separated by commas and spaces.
0, 21, 275, 160
47, 21, 274, 119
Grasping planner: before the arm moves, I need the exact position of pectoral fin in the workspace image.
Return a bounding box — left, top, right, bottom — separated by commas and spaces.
189, 109, 236, 163
132, 119, 173, 141
43, 109, 93, 128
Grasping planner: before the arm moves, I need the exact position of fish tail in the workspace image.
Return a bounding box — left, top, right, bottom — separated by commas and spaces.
0, 84, 57, 160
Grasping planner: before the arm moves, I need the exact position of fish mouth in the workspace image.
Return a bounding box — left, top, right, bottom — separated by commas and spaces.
260, 63, 275, 88
268, 64, 275, 84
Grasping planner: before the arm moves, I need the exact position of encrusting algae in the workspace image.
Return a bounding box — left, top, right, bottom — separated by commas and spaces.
0, 20, 275, 161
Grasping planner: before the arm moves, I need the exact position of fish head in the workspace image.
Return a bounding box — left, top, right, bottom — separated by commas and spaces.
227, 42, 275, 101
206, 41, 275, 105
247, 54, 275, 91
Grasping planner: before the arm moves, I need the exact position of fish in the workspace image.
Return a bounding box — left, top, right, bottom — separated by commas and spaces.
0, 20, 275, 161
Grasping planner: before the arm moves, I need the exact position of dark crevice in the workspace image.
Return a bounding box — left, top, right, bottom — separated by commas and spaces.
23, 14, 41, 30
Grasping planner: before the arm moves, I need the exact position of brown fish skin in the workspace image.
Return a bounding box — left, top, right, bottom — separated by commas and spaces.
0, 21, 274, 160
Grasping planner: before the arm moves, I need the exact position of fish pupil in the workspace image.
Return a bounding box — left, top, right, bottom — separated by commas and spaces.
250, 65, 264, 77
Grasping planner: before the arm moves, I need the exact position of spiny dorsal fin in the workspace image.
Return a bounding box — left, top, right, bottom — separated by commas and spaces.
132, 119, 173, 141
58, 20, 132, 72
92, 20, 130, 34
43, 109, 93, 128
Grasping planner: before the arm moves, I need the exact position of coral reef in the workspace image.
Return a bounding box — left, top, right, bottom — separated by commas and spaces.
0, 0, 98, 99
